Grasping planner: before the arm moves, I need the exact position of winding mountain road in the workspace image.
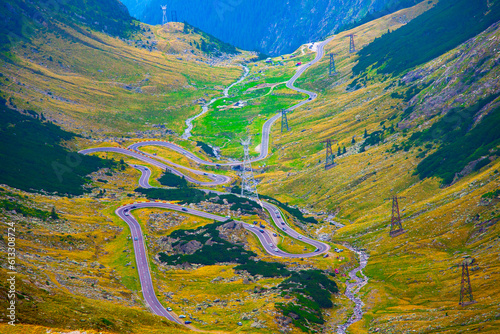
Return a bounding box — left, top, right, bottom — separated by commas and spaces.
80, 35, 335, 327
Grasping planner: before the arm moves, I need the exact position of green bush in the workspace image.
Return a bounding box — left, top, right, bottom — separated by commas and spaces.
275, 270, 338, 332
135, 187, 211, 204
0, 98, 113, 195
416, 105, 500, 184
196, 141, 216, 157
353, 0, 500, 76
158, 221, 290, 278
157, 170, 188, 188
0, 199, 52, 220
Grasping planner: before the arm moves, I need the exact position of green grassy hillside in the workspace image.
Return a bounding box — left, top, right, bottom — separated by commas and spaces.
255, 1, 500, 332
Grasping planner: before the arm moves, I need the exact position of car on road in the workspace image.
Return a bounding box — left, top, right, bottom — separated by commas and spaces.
184, 321, 192, 325
134, 237, 138, 241
281, 222, 285, 225
259, 229, 264, 233
268, 243, 273, 247
272, 233, 277, 237
215, 164, 221, 167
131, 206, 136, 209
283, 227, 287, 231
203, 173, 207, 175
179, 315, 186, 318
181, 208, 188, 212
308, 97, 312, 100
167, 307, 172, 311
314, 249, 320, 252
124, 212, 129, 216
274, 248, 279, 252
298, 236, 303, 239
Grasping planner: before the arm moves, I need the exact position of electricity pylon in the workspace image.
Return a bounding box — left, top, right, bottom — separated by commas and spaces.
321, 138, 337, 170
281, 109, 289, 133
161, 5, 168, 26
385, 196, 406, 237
459, 261, 476, 306
240, 137, 259, 200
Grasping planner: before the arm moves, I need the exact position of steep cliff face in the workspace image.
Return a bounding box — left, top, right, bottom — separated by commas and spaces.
120, 0, 419, 55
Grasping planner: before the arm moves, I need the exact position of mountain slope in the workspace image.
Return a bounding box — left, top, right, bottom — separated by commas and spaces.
0, 1, 244, 137
122, 0, 421, 56
253, 1, 500, 332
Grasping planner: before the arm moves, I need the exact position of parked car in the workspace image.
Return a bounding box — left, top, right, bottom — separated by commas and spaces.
167, 307, 172, 312
179, 315, 186, 319
184, 321, 192, 324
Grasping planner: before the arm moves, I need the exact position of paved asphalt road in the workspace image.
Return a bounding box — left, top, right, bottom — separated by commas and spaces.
78, 147, 230, 186
80, 35, 334, 326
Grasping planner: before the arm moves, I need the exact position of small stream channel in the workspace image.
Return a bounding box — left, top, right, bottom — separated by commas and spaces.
337, 244, 369, 334
181, 65, 250, 140
328, 218, 369, 333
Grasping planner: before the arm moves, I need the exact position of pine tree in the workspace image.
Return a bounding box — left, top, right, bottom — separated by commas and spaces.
337, 146, 341, 156
50, 207, 58, 220
351, 136, 356, 144
364, 129, 368, 138
343, 146, 346, 154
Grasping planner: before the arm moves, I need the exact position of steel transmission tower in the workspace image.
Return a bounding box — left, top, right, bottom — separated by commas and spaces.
171, 10, 178, 22
346, 34, 357, 53
321, 138, 337, 170
329, 53, 337, 76
240, 137, 259, 200
281, 109, 289, 133
161, 5, 168, 26
459, 262, 476, 306
386, 196, 406, 237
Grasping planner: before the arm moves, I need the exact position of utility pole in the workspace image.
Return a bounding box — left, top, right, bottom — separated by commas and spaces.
171, 10, 178, 23
321, 138, 337, 170
240, 137, 259, 200
385, 196, 406, 237
346, 34, 357, 53
281, 109, 289, 133
459, 261, 476, 306
329, 53, 338, 76
161, 5, 168, 26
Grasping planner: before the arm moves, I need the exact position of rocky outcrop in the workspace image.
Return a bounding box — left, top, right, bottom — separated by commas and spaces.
173, 240, 203, 255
